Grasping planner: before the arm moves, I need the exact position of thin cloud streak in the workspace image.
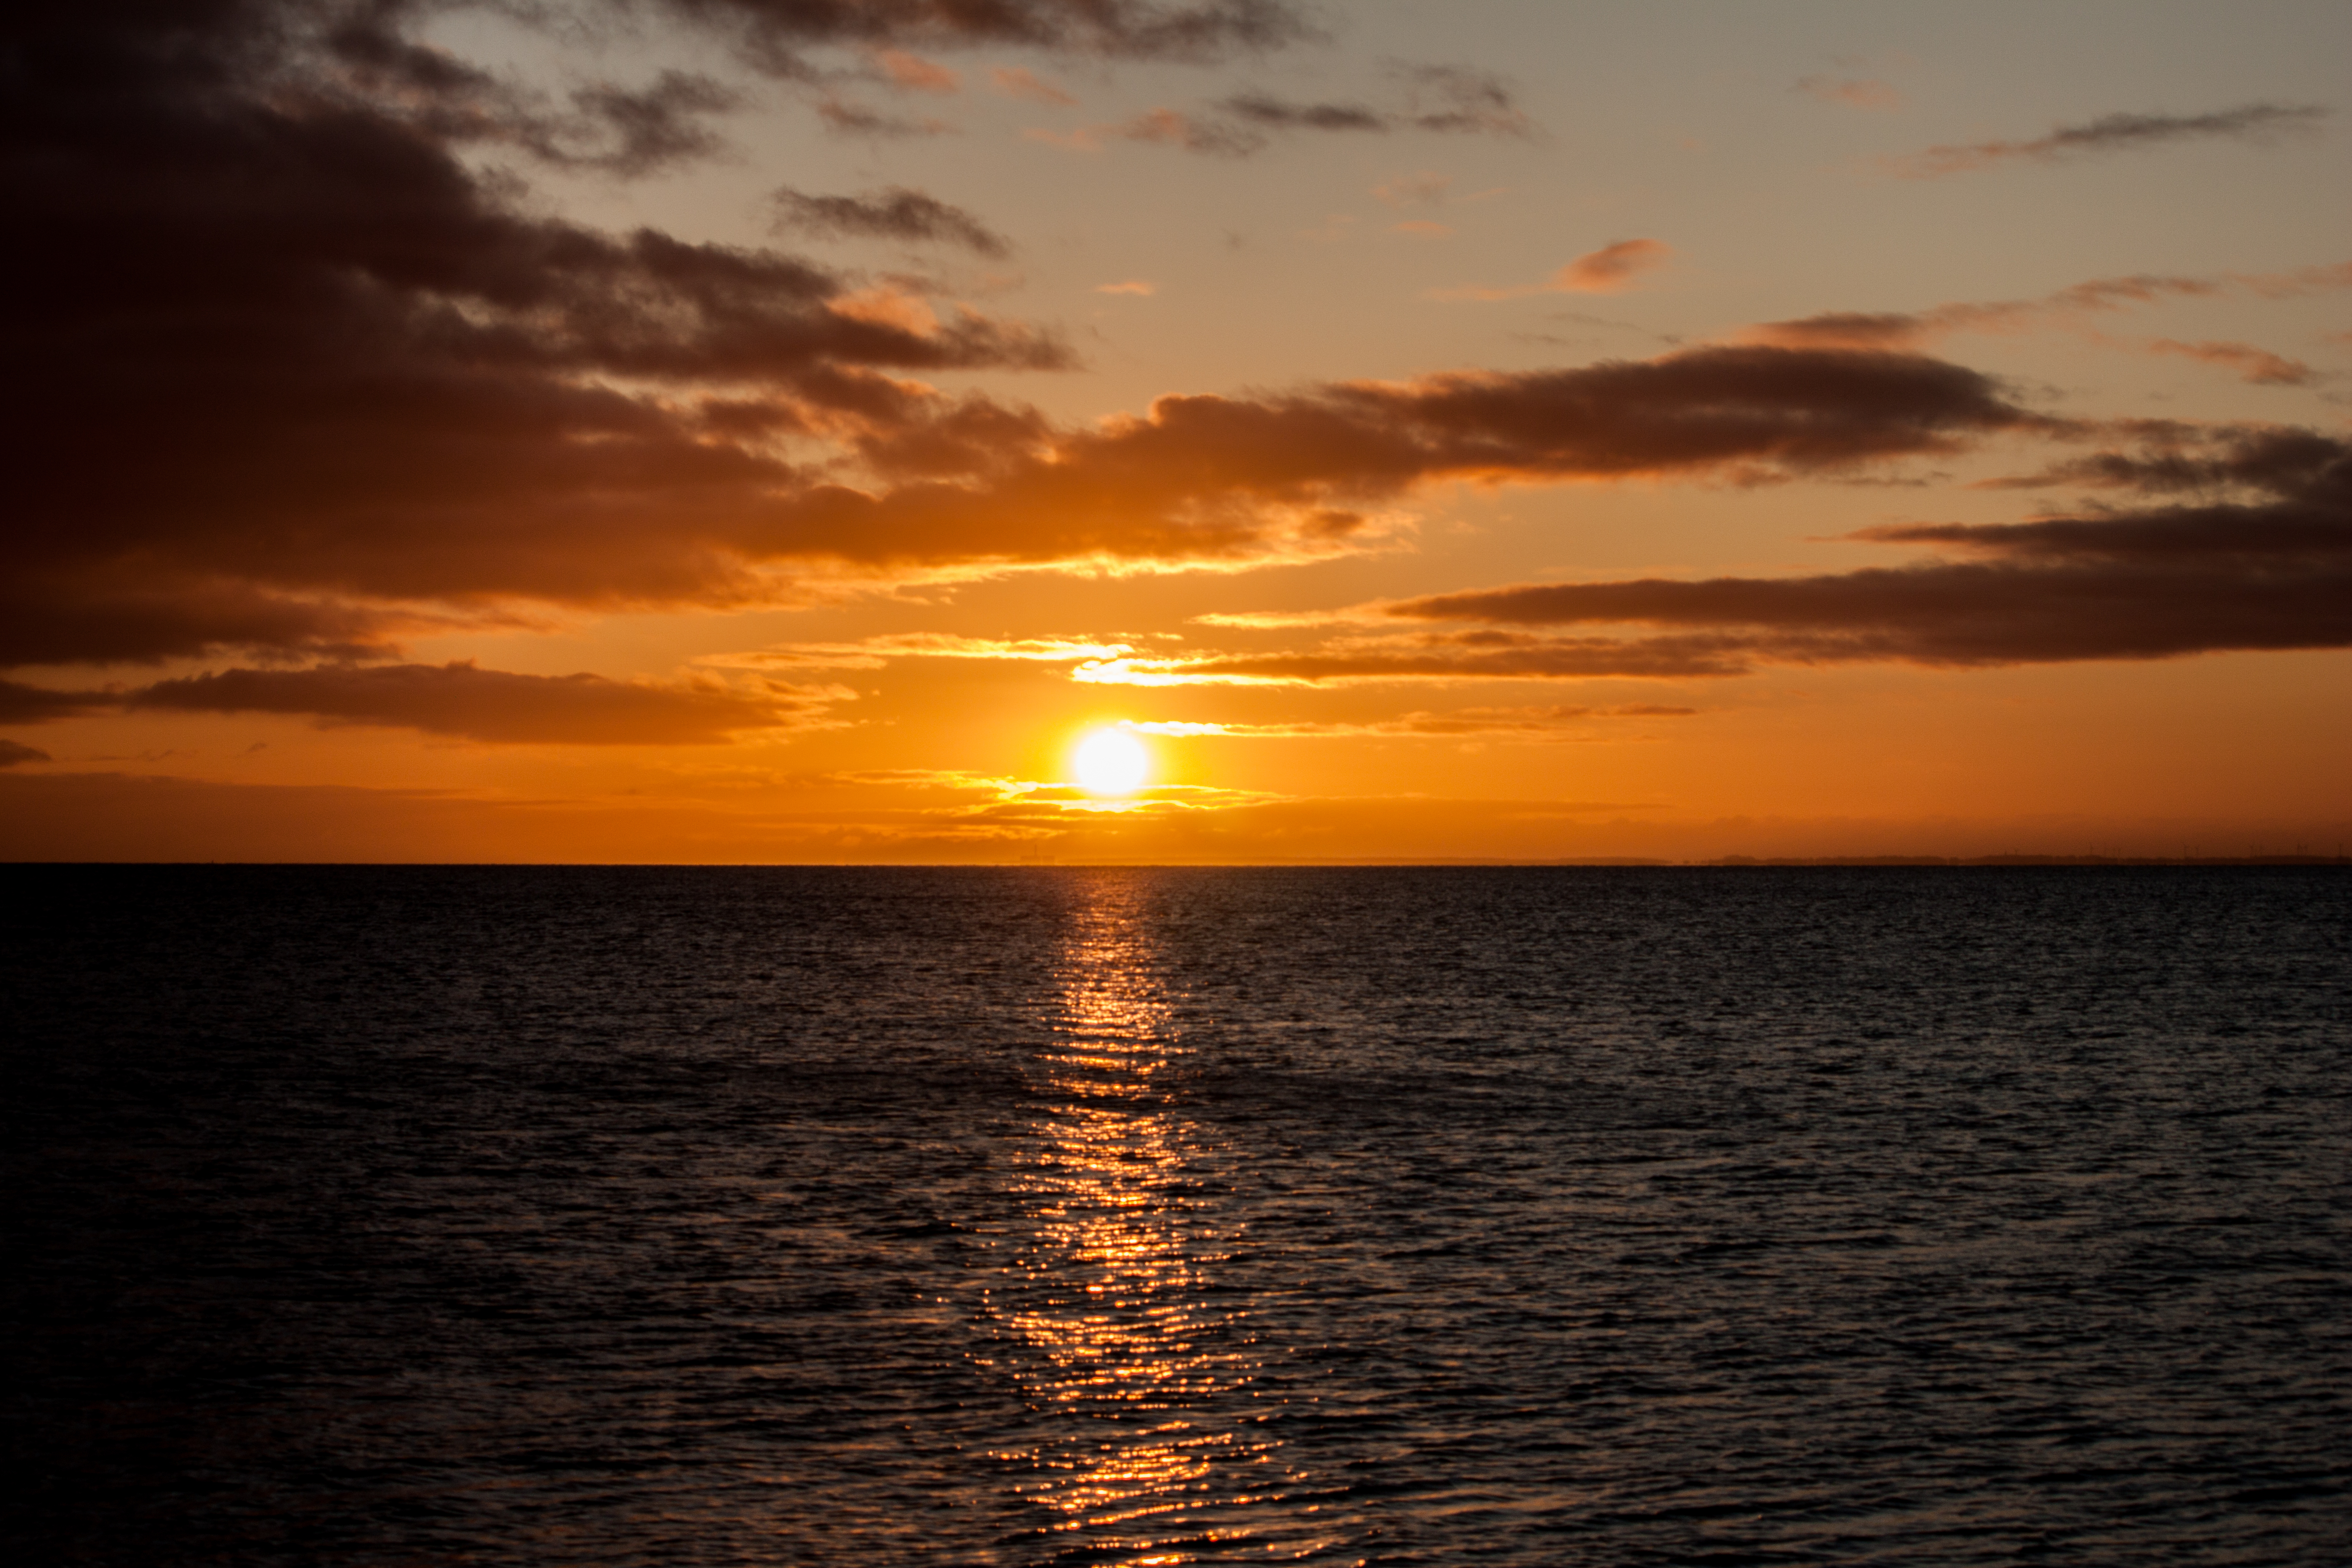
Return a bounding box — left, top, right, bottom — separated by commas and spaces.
1743, 262, 2352, 349
1434, 240, 1672, 300
771, 186, 1012, 256
1884, 102, 2328, 178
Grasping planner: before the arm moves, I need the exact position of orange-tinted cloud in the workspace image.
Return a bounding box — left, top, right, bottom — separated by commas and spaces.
1031, 65, 1534, 158
817, 94, 954, 136
1, 681, 114, 724
0, 739, 53, 767
2148, 339, 2318, 386
1435, 240, 1672, 300
875, 49, 958, 94
1743, 262, 2352, 349
124, 662, 836, 745
1884, 103, 2327, 179
681, 0, 1313, 68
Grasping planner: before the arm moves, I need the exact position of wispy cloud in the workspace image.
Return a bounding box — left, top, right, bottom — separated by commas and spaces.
1029, 64, 1535, 159
874, 49, 958, 95
1435, 239, 1672, 300
2148, 339, 2319, 386
1883, 103, 2328, 178
1742, 261, 2352, 350
771, 186, 1010, 256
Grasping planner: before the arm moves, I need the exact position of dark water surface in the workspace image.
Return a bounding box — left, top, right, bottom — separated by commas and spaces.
6, 866, 2349, 1565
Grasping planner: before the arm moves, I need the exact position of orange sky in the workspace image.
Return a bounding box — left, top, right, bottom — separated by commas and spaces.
5, 0, 2348, 862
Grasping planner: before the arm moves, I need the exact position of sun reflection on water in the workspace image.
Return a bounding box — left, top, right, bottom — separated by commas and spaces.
980, 878, 1327, 1562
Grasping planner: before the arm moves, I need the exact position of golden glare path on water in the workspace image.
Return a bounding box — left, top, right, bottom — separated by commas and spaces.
975, 880, 1334, 1563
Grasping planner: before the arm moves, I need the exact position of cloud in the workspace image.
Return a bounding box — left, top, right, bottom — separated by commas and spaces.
9, 328, 2048, 667
0, 740, 54, 767
1096, 279, 1157, 295
1074, 633, 1763, 685
816, 94, 955, 136
1743, 262, 2352, 350
8, 6, 2062, 671
561, 71, 744, 175
991, 66, 1077, 105
0, 681, 114, 725
1034, 106, 1268, 156
771, 186, 1011, 256
668, 0, 1315, 69
874, 49, 958, 93
1794, 76, 1901, 111
125, 662, 835, 745
710, 634, 1144, 669
1552, 240, 1673, 294
1434, 240, 1673, 300
2148, 339, 2318, 387
323, 14, 742, 178
1885, 103, 2329, 179
1035, 64, 1534, 158
1372, 428, 2352, 671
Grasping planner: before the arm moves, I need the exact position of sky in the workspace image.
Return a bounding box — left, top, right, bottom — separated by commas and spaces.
4, 0, 2348, 863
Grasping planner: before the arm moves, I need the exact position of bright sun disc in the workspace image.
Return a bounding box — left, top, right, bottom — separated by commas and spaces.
1074, 729, 1148, 794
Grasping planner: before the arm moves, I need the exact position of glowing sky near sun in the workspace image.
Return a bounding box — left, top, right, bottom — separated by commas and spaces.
2, 0, 2346, 862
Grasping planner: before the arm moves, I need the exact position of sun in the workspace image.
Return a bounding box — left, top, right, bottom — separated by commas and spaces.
1073, 727, 1149, 795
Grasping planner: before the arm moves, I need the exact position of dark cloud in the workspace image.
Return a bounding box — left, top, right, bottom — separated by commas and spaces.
1095, 64, 1534, 156
1391, 64, 1536, 138
2149, 339, 2318, 386
772, 186, 1012, 255
127, 662, 828, 744
0, 741, 53, 768
325, 11, 740, 175
1887, 102, 2328, 178
3, 0, 1066, 668
0, 682, 114, 725
1374, 430, 2352, 670
1742, 265, 2352, 353
658, 0, 1314, 69
735, 346, 2040, 569
564, 71, 743, 175
5, 7, 2052, 671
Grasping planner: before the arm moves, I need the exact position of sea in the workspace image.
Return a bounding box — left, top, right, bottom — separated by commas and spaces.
5, 865, 2348, 1565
